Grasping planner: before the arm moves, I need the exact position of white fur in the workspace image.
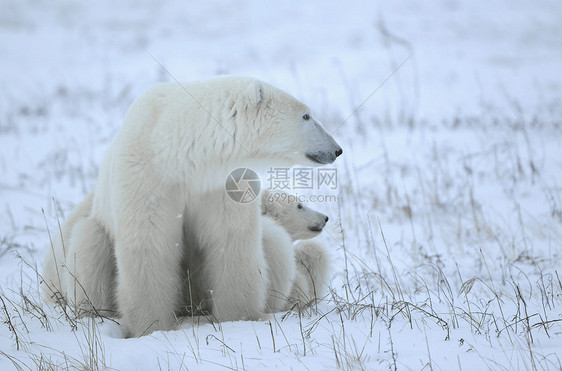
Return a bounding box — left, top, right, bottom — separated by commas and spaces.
42, 192, 94, 304
41, 76, 341, 337
261, 189, 328, 241
261, 216, 295, 313
288, 241, 330, 309
260, 190, 331, 311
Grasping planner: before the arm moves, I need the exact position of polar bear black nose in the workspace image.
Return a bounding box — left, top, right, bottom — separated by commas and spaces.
325, 216, 329, 223
335, 148, 343, 157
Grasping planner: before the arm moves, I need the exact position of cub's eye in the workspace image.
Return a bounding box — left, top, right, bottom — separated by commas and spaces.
297, 203, 303, 209
303, 114, 310, 121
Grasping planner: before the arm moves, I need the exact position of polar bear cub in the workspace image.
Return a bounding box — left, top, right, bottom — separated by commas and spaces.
261, 190, 330, 312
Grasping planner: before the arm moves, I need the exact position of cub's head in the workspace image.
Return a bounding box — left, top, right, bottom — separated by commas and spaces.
238, 77, 343, 167
261, 190, 329, 241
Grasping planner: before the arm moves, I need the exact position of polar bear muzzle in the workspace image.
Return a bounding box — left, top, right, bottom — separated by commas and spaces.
302, 117, 343, 165
305, 148, 343, 164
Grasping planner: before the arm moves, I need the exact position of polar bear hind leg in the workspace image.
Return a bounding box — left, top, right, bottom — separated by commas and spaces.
65, 216, 116, 317
42, 192, 94, 304
113, 188, 185, 338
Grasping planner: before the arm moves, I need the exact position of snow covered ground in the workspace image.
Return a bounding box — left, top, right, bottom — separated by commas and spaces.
1, 0, 562, 369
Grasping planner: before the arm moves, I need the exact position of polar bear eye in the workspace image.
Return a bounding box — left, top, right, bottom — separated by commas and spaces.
297, 203, 303, 209
302, 114, 310, 121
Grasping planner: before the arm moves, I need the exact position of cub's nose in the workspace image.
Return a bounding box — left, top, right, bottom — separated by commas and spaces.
325, 216, 329, 223
335, 148, 343, 158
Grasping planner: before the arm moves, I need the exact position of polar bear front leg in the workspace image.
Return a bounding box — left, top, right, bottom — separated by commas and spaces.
191, 191, 268, 322
113, 190, 185, 338
261, 217, 296, 313
287, 241, 330, 310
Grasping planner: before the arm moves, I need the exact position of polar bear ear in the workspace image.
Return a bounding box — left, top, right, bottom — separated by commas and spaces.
261, 189, 277, 216
248, 81, 263, 106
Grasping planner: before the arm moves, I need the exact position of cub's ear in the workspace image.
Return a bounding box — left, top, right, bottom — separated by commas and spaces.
261, 189, 278, 215
261, 188, 270, 201
248, 80, 263, 106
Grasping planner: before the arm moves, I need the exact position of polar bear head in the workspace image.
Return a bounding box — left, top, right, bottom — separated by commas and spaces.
261, 190, 329, 241
215, 76, 343, 167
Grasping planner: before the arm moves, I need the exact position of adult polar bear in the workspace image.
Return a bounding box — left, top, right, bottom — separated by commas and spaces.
43, 76, 342, 337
